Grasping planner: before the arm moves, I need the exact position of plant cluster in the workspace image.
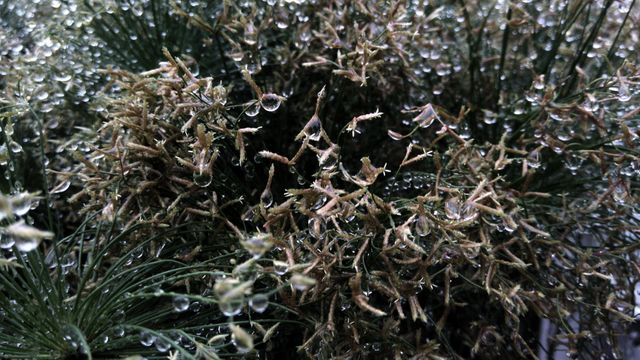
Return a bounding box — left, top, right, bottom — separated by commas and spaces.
1, 0, 640, 359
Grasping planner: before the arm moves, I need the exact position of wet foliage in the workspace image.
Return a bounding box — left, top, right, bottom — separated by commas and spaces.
1, 0, 640, 359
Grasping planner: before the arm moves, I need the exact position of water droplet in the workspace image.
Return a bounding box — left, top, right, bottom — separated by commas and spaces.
241, 233, 273, 259
249, 294, 269, 313
245, 101, 261, 117
274, 8, 290, 29
307, 217, 326, 239
0, 144, 9, 166
503, 218, 516, 233
260, 93, 281, 112
612, 182, 628, 204
0, 233, 15, 249
482, 109, 497, 125
172, 295, 190, 312
527, 150, 541, 169
244, 22, 258, 45
229, 48, 245, 62
53, 74, 72, 83
35, 90, 49, 101
4, 122, 14, 136
140, 330, 156, 346
154, 337, 170, 352
114, 326, 125, 337
431, 83, 444, 96
582, 95, 599, 112
564, 153, 584, 174
305, 115, 322, 141
273, 260, 288, 275
113, 309, 125, 322
220, 299, 243, 316
193, 170, 212, 187
290, 273, 316, 291
310, 195, 327, 211
415, 216, 430, 237
131, 2, 144, 17
444, 197, 461, 220
435, 62, 449, 76
533, 75, 545, 90
51, 179, 71, 194
513, 101, 525, 115
9, 141, 23, 154
211, 84, 227, 105
260, 189, 273, 208
11, 193, 32, 216
617, 82, 631, 102
231, 325, 254, 353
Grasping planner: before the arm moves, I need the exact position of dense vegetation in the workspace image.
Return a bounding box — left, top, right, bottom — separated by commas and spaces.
1, 0, 639, 359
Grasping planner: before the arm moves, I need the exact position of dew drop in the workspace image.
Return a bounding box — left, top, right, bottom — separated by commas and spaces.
432, 82, 444, 95
249, 294, 269, 313
290, 273, 316, 291
131, 3, 144, 17
231, 325, 253, 353
612, 182, 627, 204
310, 195, 327, 211
482, 109, 497, 125
114, 326, 125, 337
513, 101, 525, 115
260, 189, 273, 208
242, 233, 273, 259
193, 170, 212, 187
211, 84, 228, 105
305, 115, 322, 141
245, 101, 261, 117
154, 337, 170, 352
565, 153, 584, 174
0, 144, 9, 166
244, 22, 258, 45
445, 197, 461, 220
51, 179, 71, 194
139, 331, 156, 347
0, 234, 15, 249
533, 75, 545, 90
260, 93, 281, 112
35, 90, 49, 101
53, 74, 72, 83
617, 82, 631, 102
273, 260, 289, 275
415, 216, 430, 237
11, 193, 33, 216
172, 295, 190, 312
219, 299, 243, 316
527, 150, 541, 169
229, 48, 245, 62
9, 141, 23, 154
582, 95, 599, 112
274, 8, 290, 29
4, 122, 14, 136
